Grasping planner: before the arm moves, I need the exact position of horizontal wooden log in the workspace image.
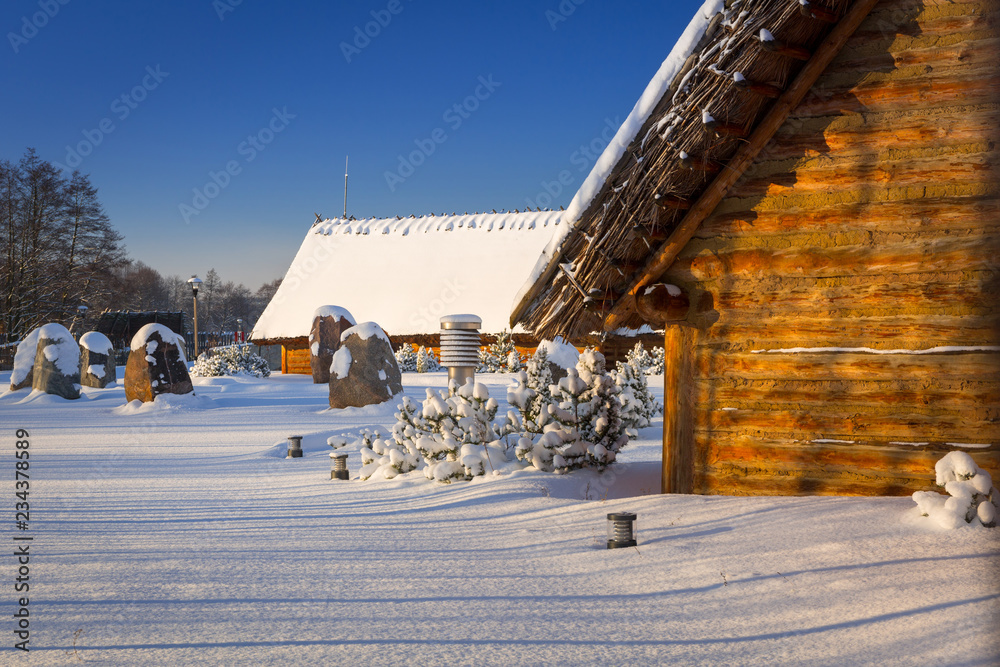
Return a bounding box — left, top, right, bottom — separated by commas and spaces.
759, 35, 813, 60
634, 283, 690, 325
695, 349, 1000, 384
698, 196, 1000, 239
733, 76, 784, 98
693, 466, 934, 497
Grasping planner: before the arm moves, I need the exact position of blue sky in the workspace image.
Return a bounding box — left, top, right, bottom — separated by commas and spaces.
4, 0, 704, 288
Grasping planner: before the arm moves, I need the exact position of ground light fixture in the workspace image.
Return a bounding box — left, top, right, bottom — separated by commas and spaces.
439, 314, 481, 388
331, 453, 349, 480
607, 512, 637, 549
286, 435, 303, 458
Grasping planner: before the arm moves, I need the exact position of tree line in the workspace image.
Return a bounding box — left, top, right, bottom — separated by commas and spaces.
1, 148, 280, 341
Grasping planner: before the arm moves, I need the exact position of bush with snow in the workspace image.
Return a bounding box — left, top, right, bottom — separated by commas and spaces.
624, 342, 665, 375
190, 345, 271, 378
478, 330, 521, 373
615, 354, 662, 433
416, 346, 441, 373
506, 346, 556, 435
394, 344, 418, 372
333, 380, 512, 483
912, 451, 998, 529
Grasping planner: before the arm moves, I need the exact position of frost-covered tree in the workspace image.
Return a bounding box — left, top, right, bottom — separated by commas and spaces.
615, 354, 661, 433
506, 346, 555, 434
415, 345, 441, 372
190, 345, 270, 377
478, 329, 521, 373
394, 344, 417, 372
624, 342, 665, 375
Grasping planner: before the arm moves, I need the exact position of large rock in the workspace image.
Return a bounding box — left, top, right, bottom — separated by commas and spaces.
9, 327, 42, 391
124, 323, 193, 403
309, 305, 356, 384
79, 331, 117, 388
329, 322, 403, 409
31, 323, 81, 399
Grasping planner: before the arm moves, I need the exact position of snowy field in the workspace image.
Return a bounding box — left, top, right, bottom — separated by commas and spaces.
1, 370, 998, 666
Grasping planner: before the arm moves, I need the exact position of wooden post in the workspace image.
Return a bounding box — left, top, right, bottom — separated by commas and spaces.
663, 325, 696, 494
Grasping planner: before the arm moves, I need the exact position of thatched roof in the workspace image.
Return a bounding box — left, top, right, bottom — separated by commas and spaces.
511, 0, 875, 340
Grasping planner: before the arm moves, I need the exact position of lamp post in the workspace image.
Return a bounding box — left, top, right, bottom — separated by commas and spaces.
71, 304, 88, 335
236, 318, 243, 345
188, 276, 203, 358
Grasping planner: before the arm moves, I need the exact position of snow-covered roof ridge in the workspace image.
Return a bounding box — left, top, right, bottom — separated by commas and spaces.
314, 210, 563, 238
252, 210, 565, 341
512, 0, 724, 316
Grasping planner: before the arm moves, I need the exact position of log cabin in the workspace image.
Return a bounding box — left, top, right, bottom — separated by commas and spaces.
511, 0, 1000, 495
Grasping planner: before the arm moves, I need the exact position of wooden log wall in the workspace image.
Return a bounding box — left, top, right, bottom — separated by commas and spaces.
660, 0, 1000, 496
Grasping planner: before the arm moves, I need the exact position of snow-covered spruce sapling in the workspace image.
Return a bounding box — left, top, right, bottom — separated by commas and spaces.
614, 354, 661, 434
394, 344, 417, 372
506, 346, 556, 434
624, 342, 665, 375
477, 329, 521, 373
190, 345, 270, 377
415, 345, 441, 373
912, 451, 999, 528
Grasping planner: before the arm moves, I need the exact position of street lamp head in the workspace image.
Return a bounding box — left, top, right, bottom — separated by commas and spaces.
188, 275, 203, 297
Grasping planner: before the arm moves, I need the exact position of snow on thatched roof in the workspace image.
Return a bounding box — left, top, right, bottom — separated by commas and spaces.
251, 210, 563, 342
511, 0, 865, 339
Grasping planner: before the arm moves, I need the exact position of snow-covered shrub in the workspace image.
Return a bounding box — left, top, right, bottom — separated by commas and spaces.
394, 344, 417, 372
517, 349, 629, 473
338, 380, 510, 483
415, 346, 441, 373
912, 451, 998, 529
506, 346, 556, 435
614, 354, 661, 433
478, 330, 521, 373
624, 342, 665, 375
535, 336, 579, 371
191, 345, 270, 377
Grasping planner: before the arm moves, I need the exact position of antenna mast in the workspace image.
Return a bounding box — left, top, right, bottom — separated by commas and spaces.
343, 155, 349, 219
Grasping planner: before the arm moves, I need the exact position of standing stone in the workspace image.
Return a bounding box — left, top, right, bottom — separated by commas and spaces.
31, 323, 81, 399
329, 322, 403, 409
309, 306, 356, 384
124, 323, 193, 403
79, 331, 117, 388
9, 327, 42, 391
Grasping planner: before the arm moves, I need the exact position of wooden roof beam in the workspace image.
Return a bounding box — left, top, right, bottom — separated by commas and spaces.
732, 73, 784, 99
758, 29, 812, 60
798, 0, 840, 24
601, 0, 882, 332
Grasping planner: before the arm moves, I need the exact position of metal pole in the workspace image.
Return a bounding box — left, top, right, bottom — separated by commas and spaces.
343, 155, 349, 219
193, 295, 200, 358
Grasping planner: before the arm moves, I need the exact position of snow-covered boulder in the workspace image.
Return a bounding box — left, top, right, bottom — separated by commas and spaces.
31, 323, 81, 399
124, 324, 193, 403
328, 322, 402, 409
9, 327, 42, 391
309, 305, 356, 384
79, 331, 117, 388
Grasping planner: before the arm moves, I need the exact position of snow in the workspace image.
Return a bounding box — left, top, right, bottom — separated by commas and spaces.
440, 313, 483, 327
87, 364, 106, 379
513, 0, 724, 314
331, 346, 352, 380
312, 305, 356, 324
341, 321, 390, 345
537, 336, 580, 369
130, 323, 188, 363
37, 323, 80, 376
251, 211, 562, 341
0, 369, 997, 664
80, 331, 114, 354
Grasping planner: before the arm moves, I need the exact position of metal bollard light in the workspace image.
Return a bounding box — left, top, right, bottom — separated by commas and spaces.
607, 512, 637, 549
287, 435, 303, 458
331, 453, 349, 480
439, 314, 481, 389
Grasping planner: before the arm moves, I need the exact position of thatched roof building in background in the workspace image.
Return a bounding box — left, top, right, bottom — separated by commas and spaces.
512, 0, 999, 495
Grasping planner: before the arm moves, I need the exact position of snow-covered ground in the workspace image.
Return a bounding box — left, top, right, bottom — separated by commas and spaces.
1, 371, 997, 666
